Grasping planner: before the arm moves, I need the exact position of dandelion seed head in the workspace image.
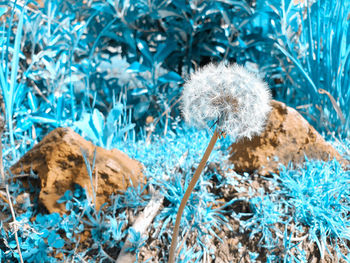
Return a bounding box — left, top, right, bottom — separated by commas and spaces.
181, 62, 272, 140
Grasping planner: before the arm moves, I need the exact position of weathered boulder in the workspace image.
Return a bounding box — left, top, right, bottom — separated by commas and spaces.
10, 127, 145, 214
229, 100, 348, 175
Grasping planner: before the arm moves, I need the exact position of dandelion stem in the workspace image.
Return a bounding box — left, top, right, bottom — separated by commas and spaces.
168, 128, 220, 263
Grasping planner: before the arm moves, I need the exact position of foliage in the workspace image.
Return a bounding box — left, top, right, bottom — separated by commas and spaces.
254, 0, 350, 137
0, 0, 349, 162
0, 181, 143, 262
241, 158, 350, 261
0, 0, 349, 262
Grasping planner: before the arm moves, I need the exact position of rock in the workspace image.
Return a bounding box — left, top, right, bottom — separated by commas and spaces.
10, 127, 145, 214
229, 100, 348, 175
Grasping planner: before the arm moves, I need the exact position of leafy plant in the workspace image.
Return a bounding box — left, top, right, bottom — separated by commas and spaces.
257, 0, 350, 137
0, 2, 26, 158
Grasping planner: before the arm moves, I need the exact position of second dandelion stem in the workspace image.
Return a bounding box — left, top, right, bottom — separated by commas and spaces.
168, 128, 220, 263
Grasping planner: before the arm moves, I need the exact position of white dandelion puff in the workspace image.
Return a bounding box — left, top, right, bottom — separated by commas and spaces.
181, 62, 272, 139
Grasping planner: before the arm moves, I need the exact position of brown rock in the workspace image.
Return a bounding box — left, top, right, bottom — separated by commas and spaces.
10, 127, 145, 214
229, 100, 348, 175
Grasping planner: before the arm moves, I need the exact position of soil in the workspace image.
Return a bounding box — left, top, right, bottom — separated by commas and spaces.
138, 164, 349, 263
2, 161, 349, 262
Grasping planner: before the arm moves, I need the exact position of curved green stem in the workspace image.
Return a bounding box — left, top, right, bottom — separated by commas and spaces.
168, 128, 220, 263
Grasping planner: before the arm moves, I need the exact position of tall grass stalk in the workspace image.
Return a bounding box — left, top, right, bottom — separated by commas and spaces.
273, 0, 350, 136
0, 2, 26, 159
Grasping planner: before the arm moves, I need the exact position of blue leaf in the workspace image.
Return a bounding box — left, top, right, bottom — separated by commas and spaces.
56, 95, 65, 126
118, 123, 136, 135
9, 240, 17, 249
126, 61, 149, 73
172, 0, 191, 13
9, 5, 25, 116
106, 103, 123, 126
65, 201, 73, 211
154, 41, 177, 64
92, 108, 104, 137
75, 112, 99, 143
15, 117, 33, 133
158, 71, 183, 83
29, 113, 58, 125
48, 232, 65, 249
157, 9, 182, 19
57, 190, 73, 204
0, 6, 8, 17
131, 88, 148, 96
41, 229, 49, 239
27, 91, 38, 112
134, 100, 150, 119
136, 39, 153, 65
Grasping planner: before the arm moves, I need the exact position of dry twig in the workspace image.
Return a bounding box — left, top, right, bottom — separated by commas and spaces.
115, 189, 164, 263
0, 116, 24, 263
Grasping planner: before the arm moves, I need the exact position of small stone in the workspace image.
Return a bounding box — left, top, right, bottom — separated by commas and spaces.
229, 100, 348, 175
10, 127, 145, 214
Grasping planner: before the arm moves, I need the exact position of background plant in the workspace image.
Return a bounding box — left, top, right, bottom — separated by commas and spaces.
254, 0, 350, 137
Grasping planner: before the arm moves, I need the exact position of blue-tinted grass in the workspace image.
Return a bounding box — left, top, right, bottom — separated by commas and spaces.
244, 157, 350, 261
0, 0, 349, 262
